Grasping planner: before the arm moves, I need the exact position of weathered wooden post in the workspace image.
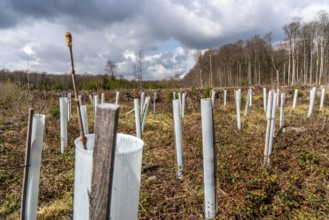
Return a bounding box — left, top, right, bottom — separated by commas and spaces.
89, 104, 119, 220
201, 98, 216, 220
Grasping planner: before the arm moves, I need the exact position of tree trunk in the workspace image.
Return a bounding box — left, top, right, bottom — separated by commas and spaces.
248, 56, 252, 86
309, 50, 313, 85
303, 39, 307, 85
319, 43, 324, 86
316, 47, 319, 85
200, 70, 204, 88
283, 61, 286, 86
288, 52, 291, 85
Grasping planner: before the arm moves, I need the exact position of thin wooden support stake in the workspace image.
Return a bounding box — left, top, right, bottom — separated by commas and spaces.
65, 32, 87, 148
20, 108, 34, 220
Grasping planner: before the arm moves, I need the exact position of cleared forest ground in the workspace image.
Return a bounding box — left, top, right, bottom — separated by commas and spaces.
0, 84, 328, 219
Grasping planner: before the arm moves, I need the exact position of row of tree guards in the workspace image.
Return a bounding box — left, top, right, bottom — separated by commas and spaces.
20, 32, 329, 219
23, 86, 326, 220
171, 87, 327, 218
59, 92, 120, 153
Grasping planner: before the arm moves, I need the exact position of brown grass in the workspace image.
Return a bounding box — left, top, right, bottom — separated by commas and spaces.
0, 85, 328, 219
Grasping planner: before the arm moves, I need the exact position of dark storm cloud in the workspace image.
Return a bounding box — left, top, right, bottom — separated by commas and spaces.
1, 0, 142, 29
0, 1, 19, 28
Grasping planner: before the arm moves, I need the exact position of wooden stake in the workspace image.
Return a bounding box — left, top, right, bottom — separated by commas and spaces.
89, 104, 119, 220
20, 108, 34, 220
65, 32, 87, 148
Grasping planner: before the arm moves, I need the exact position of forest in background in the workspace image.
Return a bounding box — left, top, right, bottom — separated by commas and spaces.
182, 10, 329, 88
0, 70, 180, 91
1, 11, 329, 91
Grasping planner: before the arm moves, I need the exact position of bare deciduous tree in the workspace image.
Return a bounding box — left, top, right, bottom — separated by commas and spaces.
105, 59, 117, 78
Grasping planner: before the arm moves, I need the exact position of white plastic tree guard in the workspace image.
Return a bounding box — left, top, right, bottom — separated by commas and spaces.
264, 91, 273, 166
67, 93, 72, 121
94, 95, 99, 113
101, 93, 105, 103
292, 89, 298, 109
224, 90, 227, 106
244, 89, 250, 116
115, 91, 120, 105
181, 93, 186, 118
173, 99, 184, 180
80, 105, 89, 135
141, 97, 150, 132
110, 134, 144, 220
201, 98, 216, 220
268, 93, 278, 163
178, 92, 182, 104
263, 88, 267, 112
264, 92, 278, 166
276, 89, 280, 106
140, 92, 145, 115
89, 95, 94, 109
78, 95, 82, 105
235, 89, 241, 130
307, 87, 316, 117
249, 88, 252, 107
153, 92, 157, 114
73, 133, 144, 220
211, 90, 216, 107
24, 114, 45, 220
134, 99, 142, 139
320, 88, 325, 110
280, 93, 286, 129
173, 92, 176, 100
60, 97, 68, 153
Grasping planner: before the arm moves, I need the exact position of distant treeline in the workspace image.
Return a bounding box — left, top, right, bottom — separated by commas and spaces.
0, 70, 181, 91
182, 10, 329, 88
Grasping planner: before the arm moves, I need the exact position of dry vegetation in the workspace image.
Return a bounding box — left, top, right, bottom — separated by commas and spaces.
0, 83, 329, 219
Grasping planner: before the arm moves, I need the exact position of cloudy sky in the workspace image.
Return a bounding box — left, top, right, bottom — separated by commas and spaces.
0, 0, 328, 80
